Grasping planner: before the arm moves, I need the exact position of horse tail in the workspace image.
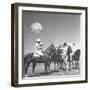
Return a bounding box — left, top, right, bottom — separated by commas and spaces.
24, 54, 28, 67
24, 53, 33, 67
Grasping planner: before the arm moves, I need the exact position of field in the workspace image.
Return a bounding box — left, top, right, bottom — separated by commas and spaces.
26, 62, 80, 77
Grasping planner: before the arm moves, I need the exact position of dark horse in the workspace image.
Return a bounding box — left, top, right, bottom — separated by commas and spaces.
53, 46, 72, 71
48, 44, 63, 70
24, 44, 55, 77
72, 49, 80, 69
52, 45, 72, 72
56, 48, 65, 70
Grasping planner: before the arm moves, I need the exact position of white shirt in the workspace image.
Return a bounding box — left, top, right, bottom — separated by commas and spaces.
70, 45, 77, 60
62, 46, 68, 55
34, 42, 43, 57
62, 46, 68, 62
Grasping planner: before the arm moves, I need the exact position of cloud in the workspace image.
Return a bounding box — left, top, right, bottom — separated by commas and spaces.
30, 22, 43, 34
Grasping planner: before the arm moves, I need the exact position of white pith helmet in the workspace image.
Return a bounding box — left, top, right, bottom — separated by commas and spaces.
36, 38, 41, 42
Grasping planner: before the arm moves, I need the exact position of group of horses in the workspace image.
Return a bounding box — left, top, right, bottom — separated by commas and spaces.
24, 43, 80, 77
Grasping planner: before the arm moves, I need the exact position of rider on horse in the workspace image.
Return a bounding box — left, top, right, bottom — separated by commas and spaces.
33, 39, 44, 58
62, 42, 68, 63
72, 43, 77, 54
70, 43, 77, 59
70, 43, 78, 68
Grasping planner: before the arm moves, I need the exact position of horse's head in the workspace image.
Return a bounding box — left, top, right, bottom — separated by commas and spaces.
72, 49, 80, 60
48, 43, 57, 56
74, 49, 80, 56
44, 43, 55, 54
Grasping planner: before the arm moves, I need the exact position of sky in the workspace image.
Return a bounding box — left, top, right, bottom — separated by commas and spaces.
22, 11, 80, 54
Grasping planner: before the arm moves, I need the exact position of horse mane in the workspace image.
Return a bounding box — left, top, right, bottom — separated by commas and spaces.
44, 46, 51, 52
43, 43, 57, 55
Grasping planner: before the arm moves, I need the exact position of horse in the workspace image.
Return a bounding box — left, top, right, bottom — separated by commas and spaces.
72, 49, 80, 69
24, 44, 54, 77
48, 44, 63, 71
56, 45, 73, 73
56, 48, 65, 70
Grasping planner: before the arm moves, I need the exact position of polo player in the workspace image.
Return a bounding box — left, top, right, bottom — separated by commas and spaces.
61, 42, 69, 71
71, 43, 77, 68
70, 43, 77, 59
33, 39, 44, 58
72, 43, 77, 54
62, 42, 68, 62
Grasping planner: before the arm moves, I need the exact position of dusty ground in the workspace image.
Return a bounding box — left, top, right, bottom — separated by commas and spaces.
26, 62, 80, 77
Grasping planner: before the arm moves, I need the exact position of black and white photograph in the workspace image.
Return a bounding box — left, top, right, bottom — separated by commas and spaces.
11, 3, 88, 87
23, 11, 81, 78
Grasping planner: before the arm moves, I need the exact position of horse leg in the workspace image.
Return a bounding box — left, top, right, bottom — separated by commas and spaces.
76, 60, 79, 69
24, 63, 30, 77
64, 62, 67, 74
57, 62, 59, 70
77, 60, 80, 69
57, 62, 60, 70
68, 62, 70, 71
47, 62, 51, 73
60, 60, 64, 70
71, 61, 73, 71
75, 61, 76, 69
59, 62, 61, 69
32, 62, 36, 75
75, 60, 77, 69
60, 63, 63, 70
44, 63, 48, 74
69, 61, 72, 71
69, 56, 71, 71
54, 62, 57, 71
